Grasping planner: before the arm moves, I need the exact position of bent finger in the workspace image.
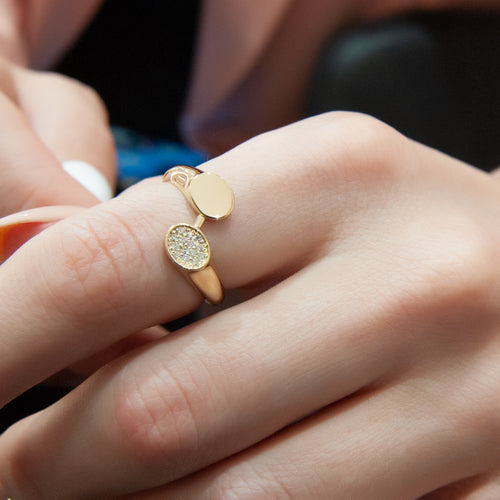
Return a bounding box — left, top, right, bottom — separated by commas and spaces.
125, 382, 495, 500
0, 93, 101, 216
70, 325, 169, 376
13, 68, 116, 191
422, 474, 500, 499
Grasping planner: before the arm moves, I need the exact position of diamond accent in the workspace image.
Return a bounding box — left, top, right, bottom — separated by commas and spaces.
166, 224, 210, 270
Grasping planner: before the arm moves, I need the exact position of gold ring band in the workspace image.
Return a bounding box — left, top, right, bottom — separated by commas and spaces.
163, 166, 234, 304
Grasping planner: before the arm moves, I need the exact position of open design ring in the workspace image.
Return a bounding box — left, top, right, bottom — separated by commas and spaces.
162, 166, 234, 304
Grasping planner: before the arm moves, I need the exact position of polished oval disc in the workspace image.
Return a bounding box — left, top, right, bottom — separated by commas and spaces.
189, 172, 234, 220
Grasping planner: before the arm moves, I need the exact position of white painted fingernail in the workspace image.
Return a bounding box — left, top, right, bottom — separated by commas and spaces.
61, 160, 113, 202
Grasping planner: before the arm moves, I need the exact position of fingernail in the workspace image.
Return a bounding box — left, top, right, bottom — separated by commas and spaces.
0, 206, 82, 263
62, 160, 114, 202
0, 206, 83, 228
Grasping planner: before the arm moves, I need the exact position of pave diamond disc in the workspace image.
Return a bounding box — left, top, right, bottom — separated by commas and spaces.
165, 224, 210, 270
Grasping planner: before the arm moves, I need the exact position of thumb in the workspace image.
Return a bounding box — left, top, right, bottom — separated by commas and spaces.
14, 68, 116, 194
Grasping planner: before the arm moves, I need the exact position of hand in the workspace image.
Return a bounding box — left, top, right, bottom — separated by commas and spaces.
0, 56, 115, 218
1, 113, 500, 499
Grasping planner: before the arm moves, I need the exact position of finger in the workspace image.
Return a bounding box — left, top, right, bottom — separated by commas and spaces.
124, 381, 496, 500
70, 325, 169, 376
0, 206, 165, 381
0, 111, 492, 403
0, 199, 495, 500
0, 113, 497, 497
13, 68, 116, 190
422, 474, 500, 499
0, 205, 83, 262
0, 256, 395, 498
0, 92, 100, 216
0, 112, 377, 404
49, 326, 170, 385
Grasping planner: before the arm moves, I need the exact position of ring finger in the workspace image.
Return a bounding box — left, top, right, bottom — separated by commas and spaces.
0, 112, 383, 406
128, 377, 494, 500
0, 254, 411, 499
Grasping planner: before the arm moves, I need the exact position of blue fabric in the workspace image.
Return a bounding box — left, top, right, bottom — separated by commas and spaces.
114, 127, 206, 189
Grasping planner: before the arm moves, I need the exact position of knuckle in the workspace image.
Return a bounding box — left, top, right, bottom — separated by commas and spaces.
0, 423, 46, 500
367, 217, 498, 367
112, 356, 205, 473
77, 82, 107, 115
389, 218, 496, 326
37, 72, 113, 145
57, 74, 114, 143
213, 464, 295, 500
272, 112, 404, 200
421, 223, 495, 313
241, 112, 403, 216
312, 112, 402, 185
48, 209, 145, 314
46, 72, 108, 119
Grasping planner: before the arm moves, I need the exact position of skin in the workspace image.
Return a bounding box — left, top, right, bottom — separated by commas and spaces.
0, 1, 114, 217
0, 113, 500, 498
0, 56, 115, 217
0, 1, 499, 498
0, 0, 104, 68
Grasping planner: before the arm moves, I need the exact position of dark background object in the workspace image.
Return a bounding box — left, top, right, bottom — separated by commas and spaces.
0, 386, 70, 433
56, 0, 201, 141
307, 11, 500, 171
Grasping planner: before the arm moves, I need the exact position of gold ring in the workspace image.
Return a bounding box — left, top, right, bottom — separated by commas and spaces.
163, 166, 234, 304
